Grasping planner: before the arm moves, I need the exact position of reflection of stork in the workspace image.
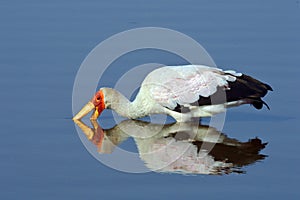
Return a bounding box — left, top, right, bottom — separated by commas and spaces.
73, 65, 272, 122
74, 119, 267, 175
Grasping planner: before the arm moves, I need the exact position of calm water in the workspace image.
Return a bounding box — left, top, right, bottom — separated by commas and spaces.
1, 0, 300, 199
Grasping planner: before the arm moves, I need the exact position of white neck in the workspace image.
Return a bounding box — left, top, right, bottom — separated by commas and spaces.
103, 88, 147, 119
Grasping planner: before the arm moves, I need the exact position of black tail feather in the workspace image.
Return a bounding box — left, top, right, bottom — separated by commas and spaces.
173, 72, 272, 113
195, 74, 272, 110
249, 98, 270, 110
265, 83, 273, 91
261, 99, 270, 110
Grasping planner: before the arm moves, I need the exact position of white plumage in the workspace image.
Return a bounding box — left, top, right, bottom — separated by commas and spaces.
73, 65, 272, 122
144, 65, 240, 109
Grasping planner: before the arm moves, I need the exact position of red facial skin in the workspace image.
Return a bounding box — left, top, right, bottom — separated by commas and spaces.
91, 90, 105, 117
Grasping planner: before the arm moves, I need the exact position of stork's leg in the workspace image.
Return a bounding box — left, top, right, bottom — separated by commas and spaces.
194, 105, 226, 116
224, 100, 248, 108
162, 108, 201, 122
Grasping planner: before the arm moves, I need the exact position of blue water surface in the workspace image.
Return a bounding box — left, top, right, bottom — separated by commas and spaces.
0, 0, 299, 199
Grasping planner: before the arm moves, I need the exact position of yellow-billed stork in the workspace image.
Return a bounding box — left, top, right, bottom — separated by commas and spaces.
73, 65, 272, 122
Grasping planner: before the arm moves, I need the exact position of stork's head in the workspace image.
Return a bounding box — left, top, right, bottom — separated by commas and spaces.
73, 89, 106, 120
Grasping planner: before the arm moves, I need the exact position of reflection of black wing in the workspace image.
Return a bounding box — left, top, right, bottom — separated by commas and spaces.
166, 127, 267, 174
193, 138, 267, 169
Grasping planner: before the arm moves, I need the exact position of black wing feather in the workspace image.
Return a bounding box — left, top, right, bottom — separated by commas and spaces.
173, 74, 272, 112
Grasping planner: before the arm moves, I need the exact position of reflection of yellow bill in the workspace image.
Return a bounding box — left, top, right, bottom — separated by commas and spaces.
73, 119, 95, 140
